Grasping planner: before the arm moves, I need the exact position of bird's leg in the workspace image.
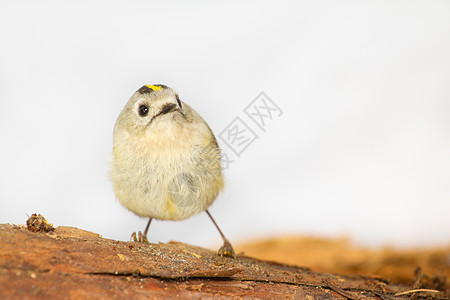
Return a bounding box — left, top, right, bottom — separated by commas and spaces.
206, 210, 236, 258
131, 218, 152, 244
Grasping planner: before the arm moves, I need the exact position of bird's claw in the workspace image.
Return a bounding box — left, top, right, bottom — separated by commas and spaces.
218, 239, 236, 258
131, 231, 149, 244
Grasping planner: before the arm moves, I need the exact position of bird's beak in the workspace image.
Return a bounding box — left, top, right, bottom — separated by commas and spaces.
158, 103, 178, 116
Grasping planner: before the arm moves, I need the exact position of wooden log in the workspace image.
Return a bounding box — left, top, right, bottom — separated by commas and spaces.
0, 223, 447, 299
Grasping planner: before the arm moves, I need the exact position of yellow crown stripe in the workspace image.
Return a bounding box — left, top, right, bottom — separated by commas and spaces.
146, 85, 163, 91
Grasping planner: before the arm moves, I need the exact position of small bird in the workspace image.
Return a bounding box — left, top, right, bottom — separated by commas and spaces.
110, 84, 235, 258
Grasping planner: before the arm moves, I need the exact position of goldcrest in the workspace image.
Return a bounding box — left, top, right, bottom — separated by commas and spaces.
110, 84, 235, 257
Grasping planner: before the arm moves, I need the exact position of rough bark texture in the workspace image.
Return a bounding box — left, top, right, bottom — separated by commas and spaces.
0, 222, 447, 299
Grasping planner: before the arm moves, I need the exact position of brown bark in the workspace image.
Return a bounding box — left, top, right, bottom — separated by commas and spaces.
0, 222, 447, 299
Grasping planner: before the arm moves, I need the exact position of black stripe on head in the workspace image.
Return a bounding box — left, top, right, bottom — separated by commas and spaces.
154, 84, 168, 89
137, 86, 153, 94
176, 94, 182, 108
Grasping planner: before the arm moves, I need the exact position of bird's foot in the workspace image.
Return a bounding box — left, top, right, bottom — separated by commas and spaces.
218, 239, 236, 258
131, 231, 149, 244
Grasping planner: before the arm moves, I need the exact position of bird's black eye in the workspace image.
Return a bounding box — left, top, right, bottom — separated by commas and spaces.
176, 95, 182, 109
138, 104, 149, 117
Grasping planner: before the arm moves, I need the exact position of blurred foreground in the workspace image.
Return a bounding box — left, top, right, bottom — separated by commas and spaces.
238, 236, 450, 290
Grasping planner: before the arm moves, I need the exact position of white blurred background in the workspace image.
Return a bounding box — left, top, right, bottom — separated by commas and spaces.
1, 1, 449, 249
